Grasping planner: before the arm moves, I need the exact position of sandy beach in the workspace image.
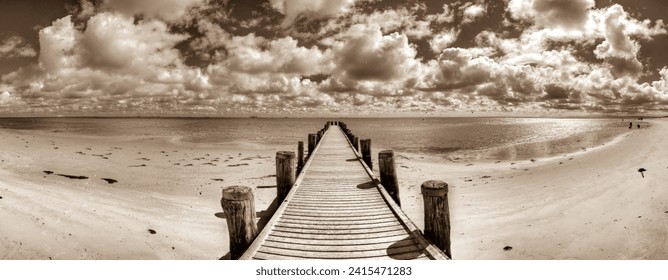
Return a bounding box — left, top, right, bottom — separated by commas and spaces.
1, 119, 667, 260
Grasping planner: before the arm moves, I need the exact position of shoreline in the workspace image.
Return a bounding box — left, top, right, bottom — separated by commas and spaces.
394, 119, 668, 259
1, 120, 667, 259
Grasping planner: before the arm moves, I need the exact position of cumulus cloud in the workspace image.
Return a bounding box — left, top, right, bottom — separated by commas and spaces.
330, 24, 419, 83
461, 2, 487, 24
593, 5, 665, 79
4, 13, 211, 114
0, 91, 15, 105
347, 6, 434, 39
38, 16, 80, 72
508, 0, 595, 30
270, 0, 357, 24
81, 13, 188, 71
0, 36, 37, 58
430, 30, 459, 53
223, 34, 332, 76
2, 0, 668, 115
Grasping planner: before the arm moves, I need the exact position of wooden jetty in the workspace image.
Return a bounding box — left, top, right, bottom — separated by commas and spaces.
223, 122, 450, 260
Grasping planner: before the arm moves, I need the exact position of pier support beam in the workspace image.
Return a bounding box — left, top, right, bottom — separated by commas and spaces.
276, 151, 296, 204
379, 150, 400, 207
308, 134, 316, 157
297, 141, 304, 174
353, 136, 359, 151
221, 186, 258, 260
360, 139, 372, 170
421, 180, 451, 258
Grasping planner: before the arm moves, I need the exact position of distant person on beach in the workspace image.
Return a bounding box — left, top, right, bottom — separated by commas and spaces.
629, 122, 632, 129
637, 124, 640, 129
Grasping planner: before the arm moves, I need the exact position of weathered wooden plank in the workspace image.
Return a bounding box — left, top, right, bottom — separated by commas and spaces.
277, 216, 399, 226
265, 234, 409, 246
284, 207, 390, 214
281, 210, 392, 218
287, 205, 388, 211
273, 224, 406, 235
276, 220, 401, 230
257, 243, 423, 259
262, 239, 418, 253
280, 212, 397, 222
268, 230, 410, 241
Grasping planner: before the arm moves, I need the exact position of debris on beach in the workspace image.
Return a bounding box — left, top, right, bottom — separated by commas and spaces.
148, 229, 156, 234
503, 246, 513, 251
56, 174, 89, 180
228, 163, 250, 167
43, 171, 54, 175
530, 159, 536, 162
211, 178, 224, 182
638, 168, 646, 178
101, 178, 118, 184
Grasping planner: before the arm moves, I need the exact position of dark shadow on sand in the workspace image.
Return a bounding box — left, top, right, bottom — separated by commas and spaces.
387, 235, 423, 260
356, 181, 376, 189
219, 252, 231, 260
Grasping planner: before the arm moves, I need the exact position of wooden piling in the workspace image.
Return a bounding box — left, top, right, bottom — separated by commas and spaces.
297, 141, 304, 173
421, 180, 451, 258
360, 139, 372, 170
308, 134, 316, 157
353, 136, 359, 151
276, 151, 296, 204
221, 186, 258, 260
379, 150, 400, 206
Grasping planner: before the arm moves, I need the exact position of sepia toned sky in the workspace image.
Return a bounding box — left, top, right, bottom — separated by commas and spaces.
0, 0, 667, 116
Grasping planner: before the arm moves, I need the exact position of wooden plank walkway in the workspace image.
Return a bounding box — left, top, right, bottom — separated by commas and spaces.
239, 125, 448, 260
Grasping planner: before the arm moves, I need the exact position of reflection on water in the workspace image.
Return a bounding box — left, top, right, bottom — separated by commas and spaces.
0, 117, 632, 161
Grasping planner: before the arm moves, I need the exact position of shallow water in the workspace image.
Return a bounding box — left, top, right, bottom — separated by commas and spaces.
0, 117, 633, 161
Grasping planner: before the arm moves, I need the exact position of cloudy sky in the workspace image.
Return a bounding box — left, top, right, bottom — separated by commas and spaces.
0, 0, 667, 116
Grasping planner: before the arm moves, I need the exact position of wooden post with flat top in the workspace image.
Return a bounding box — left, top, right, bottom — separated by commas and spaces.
276, 151, 296, 204
360, 139, 372, 170
297, 141, 304, 173
221, 186, 258, 260
379, 150, 400, 206
421, 180, 451, 258
308, 134, 316, 157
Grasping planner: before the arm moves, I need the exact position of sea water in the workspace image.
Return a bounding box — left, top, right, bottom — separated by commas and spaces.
0, 117, 632, 161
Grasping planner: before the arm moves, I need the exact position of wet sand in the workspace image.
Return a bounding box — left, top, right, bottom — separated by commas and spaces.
1, 119, 667, 259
